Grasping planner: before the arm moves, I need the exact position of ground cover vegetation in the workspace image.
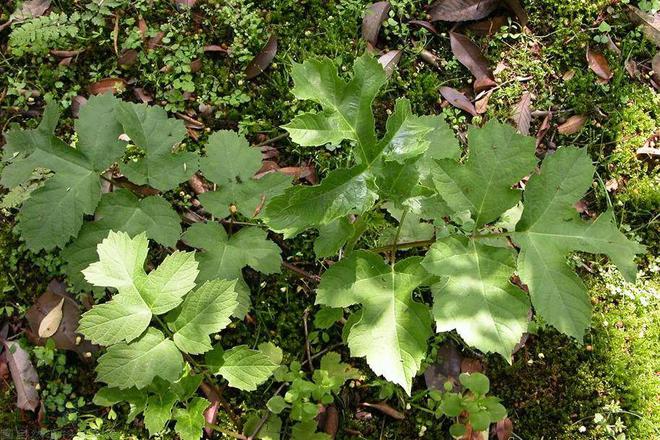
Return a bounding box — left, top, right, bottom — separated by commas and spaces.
0, 0, 658, 439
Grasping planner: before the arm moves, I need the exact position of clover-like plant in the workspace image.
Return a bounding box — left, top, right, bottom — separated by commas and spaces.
79, 231, 280, 439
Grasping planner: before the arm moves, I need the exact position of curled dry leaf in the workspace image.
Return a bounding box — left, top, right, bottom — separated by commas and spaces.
503, 0, 528, 27
494, 417, 514, 440
460, 358, 484, 373
204, 44, 228, 53
557, 115, 588, 135
71, 95, 87, 118
440, 86, 478, 116
362, 1, 390, 46
475, 90, 491, 114
652, 52, 660, 85
627, 5, 660, 47
467, 16, 508, 35
429, 0, 499, 22
11, 0, 51, 21
87, 78, 127, 95
38, 298, 64, 338
245, 34, 277, 79
512, 92, 532, 135
419, 49, 440, 68
450, 32, 496, 92
0, 339, 39, 411
586, 47, 613, 83
535, 111, 552, 147
25, 280, 98, 357
174, 0, 196, 7
360, 401, 405, 420
378, 50, 402, 78
51, 49, 84, 58
118, 49, 138, 67
146, 31, 164, 50
408, 19, 438, 34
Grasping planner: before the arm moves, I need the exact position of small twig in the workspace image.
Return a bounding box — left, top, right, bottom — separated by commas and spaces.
247, 384, 286, 440
282, 261, 321, 282
302, 308, 315, 372
254, 132, 289, 148
206, 422, 247, 439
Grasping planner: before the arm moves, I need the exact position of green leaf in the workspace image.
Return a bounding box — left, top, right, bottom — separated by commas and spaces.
198, 130, 291, 218
469, 410, 491, 432
266, 396, 288, 414
379, 204, 434, 246
316, 251, 432, 394
258, 342, 283, 365
263, 166, 377, 238
512, 148, 645, 338
173, 397, 210, 440
432, 120, 537, 226
313, 306, 343, 329
167, 279, 239, 354
75, 94, 126, 171
422, 237, 530, 359
282, 54, 387, 164
63, 189, 183, 291
116, 101, 197, 191
459, 372, 490, 394
78, 232, 198, 345
96, 328, 184, 389
244, 412, 282, 440
215, 345, 279, 391
143, 389, 178, 436
318, 352, 360, 386
290, 421, 331, 440
313, 217, 355, 258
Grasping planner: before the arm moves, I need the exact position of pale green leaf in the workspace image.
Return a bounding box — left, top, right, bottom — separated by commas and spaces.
143, 389, 178, 436
141, 251, 199, 315
167, 279, 239, 354
316, 251, 432, 394
512, 147, 645, 338
291, 421, 331, 440
173, 397, 210, 440
422, 237, 530, 359
243, 412, 282, 440
283, 111, 352, 146
215, 345, 279, 391
432, 120, 537, 226
116, 101, 197, 191
313, 217, 355, 258
82, 231, 149, 290
96, 328, 184, 389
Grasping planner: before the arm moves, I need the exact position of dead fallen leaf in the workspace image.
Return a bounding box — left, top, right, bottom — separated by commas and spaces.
360, 402, 405, 420
38, 298, 64, 338
25, 280, 98, 357
503, 0, 528, 27
58, 57, 72, 67
535, 111, 552, 147
460, 358, 484, 373
425, 341, 462, 391
408, 19, 438, 34
636, 146, 660, 157
118, 49, 138, 67
146, 31, 164, 51
494, 418, 514, 440
627, 5, 660, 47
245, 34, 277, 79
652, 52, 660, 84
71, 95, 87, 118
419, 49, 440, 68
450, 32, 496, 92
467, 16, 508, 35
558, 115, 588, 135
378, 50, 402, 78
88, 78, 127, 95
440, 86, 478, 116
51, 49, 84, 58
0, 339, 39, 411
475, 90, 491, 114
278, 165, 318, 184
320, 405, 339, 437
362, 2, 390, 46
133, 88, 153, 103
204, 44, 228, 53
512, 92, 532, 135
605, 178, 619, 192
190, 58, 203, 73
429, 0, 499, 22
11, 0, 51, 21
587, 47, 613, 82
138, 16, 148, 41
175, 0, 196, 7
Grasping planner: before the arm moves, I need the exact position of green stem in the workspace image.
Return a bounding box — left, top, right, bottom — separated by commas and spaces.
390, 208, 409, 266
206, 422, 246, 439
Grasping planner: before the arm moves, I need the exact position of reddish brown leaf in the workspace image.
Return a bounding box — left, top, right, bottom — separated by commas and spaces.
25, 280, 98, 357
408, 19, 438, 34
133, 88, 153, 103
204, 44, 228, 53
558, 115, 588, 135
512, 92, 532, 135
190, 58, 203, 73
494, 418, 514, 440
245, 34, 277, 79
11, 0, 51, 20
88, 78, 127, 95
378, 50, 402, 78
0, 339, 39, 411
450, 32, 496, 92
587, 47, 613, 82
50, 49, 84, 58
279, 165, 318, 184
429, 0, 499, 22
146, 31, 164, 50
535, 111, 552, 147
425, 341, 462, 391
175, 0, 196, 7
627, 5, 660, 47
467, 16, 508, 35
652, 52, 660, 84
362, 2, 390, 45
118, 49, 138, 67
360, 402, 405, 420
475, 91, 491, 114
460, 358, 484, 373
71, 95, 87, 118
58, 57, 73, 67
503, 0, 528, 27
440, 86, 477, 116
138, 16, 148, 40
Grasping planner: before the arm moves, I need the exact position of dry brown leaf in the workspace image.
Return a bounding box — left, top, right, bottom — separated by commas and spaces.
204, 44, 228, 53
425, 341, 462, 391
190, 58, 203, 73
460, 358, 484, 373
362, 2, 390, 45
38, 298, 64, 338
419, 49, 440, 68
503, 0, 528, 27
475, 91, 491, 114
1, 339, 39, 411
652, 52, 660, 84
360, 402, 405, 420
133, 88, 153, 103
245, 34, 277, 79
535, 111, 552, 147
118, 49, 138, 67
587, 47, 613, 82
429, 0, 499, 22
408, 19, 438, 34
175, 0, 196, 7
138, 16, 148, 40
440, 86, 478, 116
147, 31, 164, 50
512, 92, 532, 135
321, 405, 339, 437
378, 50, 402, 78
88, 78, 127, 95
71, 95, 87, 118
494, 418, 514, 440
627, 5, 660, 47
11, 0, 51, 21
467, 16, 508, 36
51, 49, 84, 58
558, 115, 588, 135
450, 32, 496, 92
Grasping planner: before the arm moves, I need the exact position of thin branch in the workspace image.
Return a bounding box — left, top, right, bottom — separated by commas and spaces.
302, 308, 314, 372
206, 422, 247, 439
282, 261, 321, 282
253, 132, 289, 148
